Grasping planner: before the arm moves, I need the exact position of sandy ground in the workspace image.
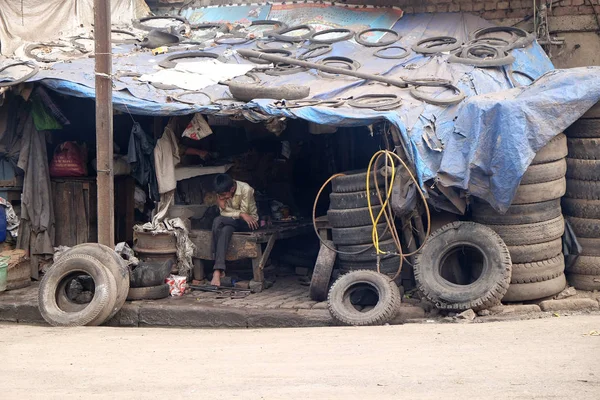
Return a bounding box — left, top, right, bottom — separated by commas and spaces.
1, 316, 599, 400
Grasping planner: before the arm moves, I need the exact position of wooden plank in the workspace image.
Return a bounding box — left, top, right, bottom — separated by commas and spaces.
252, 243, 264, 282
73, 182, 88, 245
258, 233, 277, 270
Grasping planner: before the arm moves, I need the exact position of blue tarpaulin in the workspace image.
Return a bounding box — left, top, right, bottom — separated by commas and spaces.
1, 10, 599, 212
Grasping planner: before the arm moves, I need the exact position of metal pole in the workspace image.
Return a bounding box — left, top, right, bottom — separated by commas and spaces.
94, 0, 115, 247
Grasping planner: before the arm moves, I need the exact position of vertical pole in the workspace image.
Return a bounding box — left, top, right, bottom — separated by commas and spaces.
94, 0, 114, 247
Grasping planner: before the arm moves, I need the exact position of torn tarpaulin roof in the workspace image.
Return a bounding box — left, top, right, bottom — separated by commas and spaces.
1, 10, 599, 212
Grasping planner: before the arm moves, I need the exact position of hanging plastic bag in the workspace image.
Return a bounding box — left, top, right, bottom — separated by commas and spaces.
182, 113, 213, 140
49, 142, 88, 177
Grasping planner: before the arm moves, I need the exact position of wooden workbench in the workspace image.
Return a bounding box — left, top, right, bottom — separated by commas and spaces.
189, 221, 313, 292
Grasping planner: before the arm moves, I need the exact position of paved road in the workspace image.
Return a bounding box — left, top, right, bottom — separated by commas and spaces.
1, 316, 599, 399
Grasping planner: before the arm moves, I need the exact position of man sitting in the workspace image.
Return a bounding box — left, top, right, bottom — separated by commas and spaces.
211, 174, 259, 286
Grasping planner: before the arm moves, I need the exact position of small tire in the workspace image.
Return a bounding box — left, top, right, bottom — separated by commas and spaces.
531, 134, 567, 164
566, 158, 600, 180
512, 178, 566, 205
332, 223, 392, 245
329, 190, 381, 209
39, 254, 116, 327
562, 198, 600, 219
337, 239, 397, 263
567, 273, 600, 291
472, 199, 561, 225
510, 255, 565, 284
309, 241, 337, 301
521, 159, 567, 185
568, 255, 600, 275
567, 138, 600, 160
566, 119, 600, 138
565, 179, 600, 200
327, 206, 383, 228
327, 270, 401, 326
502, 273, 566, 302
487, 215, 565, 246
332, 170, 388, 193
507, 239, 563, 264
567, 216, 600, 238
127, 284, 170, 301
577, 238, 600, 256
414, 221, 511, 311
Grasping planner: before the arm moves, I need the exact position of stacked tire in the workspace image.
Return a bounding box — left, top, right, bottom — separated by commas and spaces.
563, 119, 600, 291
38, 243, 130, 327
328, 170, 400, 276
472, 134, 568, 302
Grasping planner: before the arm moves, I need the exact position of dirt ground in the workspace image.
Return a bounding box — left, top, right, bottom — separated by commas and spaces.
1, 316, 599, 399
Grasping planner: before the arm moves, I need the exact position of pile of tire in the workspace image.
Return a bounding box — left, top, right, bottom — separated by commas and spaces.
39, 243, 130, 327
328, 170, 400, 276
472, 133, 568, 302
563, 119, 600, 291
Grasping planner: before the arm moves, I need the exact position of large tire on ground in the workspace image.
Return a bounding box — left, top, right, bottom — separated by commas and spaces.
338, 256, 402, 276
578, 238, 600, 256
562, 198, 600, 219
39, 254, 117, 327
309, 241, 337, 301
532, 134, 567, 164
511, 178, 566, 205
472, 199, 562, 225
507, 239, 563, 264
331, 223, 392, 245
329, 190, 381, 209
510, 255, 565, 284
338, 239, 397, 263
331, 170, 388, 193
567, 273, 600, 291
327, 206, 383, 228
503, 273, 566, 302
567, 216, 600, 238
568, 255, 600, 275
487, 215, 565, 246
62, 243, 130, 321
566, 119, 600, 138
566, 158, 600, 180
127, 284, 170, 301
565, 179, 600, 200
327, 270, 401, 326
414, 221, 511, 311
521, 159, 567, 185
567, 138, 600, 160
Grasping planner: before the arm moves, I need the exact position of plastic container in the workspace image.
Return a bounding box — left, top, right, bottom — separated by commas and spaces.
0, 256, 9, 292
0, 205, 6, 243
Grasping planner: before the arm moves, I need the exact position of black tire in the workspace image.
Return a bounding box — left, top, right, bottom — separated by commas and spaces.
331, 170, 388, 193
309, 241, 337, 301
127, 284, 170, 301
511, 255, 565, 284
568, 255, 600, 275
521, 159, 567, 185
578, 238, 600, 256
507, 238, 563, 264
562, 198, 600, 219
512, 178, 566, 205
472, 199, 561, 225
159, 51, 221, 69
567, 216, 600, 238
62, 243, 130, 322
228, 82, 310, 102
332, 223, 392, 246
329, 190, 381, 209
503, 273, 566, 302
338, 256, 402, 276
566, 158, 600, 180
531, 133, 567, 164
565, 119, 600, 138
414, 221, 511, 311
327, 270, 401, 326
567, 273, 600, 291
338, 239, 397, 263
565, 179, 600, 200
487, 215, 565, 246
328, 206, 383, 228
39, 254, 116, 327
567, 138, 600, 160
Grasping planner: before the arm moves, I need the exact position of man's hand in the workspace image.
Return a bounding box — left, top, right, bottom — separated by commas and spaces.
240, 213, 259, 230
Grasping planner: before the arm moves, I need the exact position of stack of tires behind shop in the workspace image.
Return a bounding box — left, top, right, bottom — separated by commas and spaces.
472, 134, 568, 302
563, 119, 600, 291
328, 170, 401, 276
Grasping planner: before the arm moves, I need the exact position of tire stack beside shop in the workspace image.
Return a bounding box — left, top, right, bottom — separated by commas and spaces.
563, 119, 600, 291
328, 170, 401, 276
473, 134, 568, 302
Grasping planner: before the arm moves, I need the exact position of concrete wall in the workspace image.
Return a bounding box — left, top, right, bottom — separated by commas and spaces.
148, 0, 600, 67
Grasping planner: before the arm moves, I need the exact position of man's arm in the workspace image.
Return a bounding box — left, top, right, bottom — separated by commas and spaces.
240, 187, 258, 221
